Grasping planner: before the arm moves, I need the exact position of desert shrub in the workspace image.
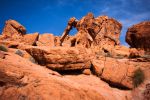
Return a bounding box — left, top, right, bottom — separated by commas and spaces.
29, 57, 37, 64
0, 45, 8, 52
132, 68, 145, 87
15, 50, 24, 57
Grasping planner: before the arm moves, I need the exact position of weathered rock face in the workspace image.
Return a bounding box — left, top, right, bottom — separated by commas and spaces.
1, 15, 150, 100
36, 33, 54, 47
2, 19, 26, 39
0, 20, 40, 46
143, 83, 150, 100
91, 59, 104, 76
126, 21, 150, 51
25, 46, 92, 70
60, 13, 122, 50
22, 32, 39, 45
0, 32, 39, 47
1, 20, 56, 47
0, 52, 102, 100
0, 51, 132, 100
8, 48, 37, 63
0, 51, 5, 59
91, 57, 139, 89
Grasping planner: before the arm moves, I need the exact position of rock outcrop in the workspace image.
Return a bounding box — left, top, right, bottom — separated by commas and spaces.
25, 46, 92, 70
60, 13, 122, 51
126, 21, 150, 51
22, 32, 39, 45
36, 33, 54, 47
0, 51, 132, 100
0, 13, 149, 100
92, 57, 139, 89
2, 19, 26, 39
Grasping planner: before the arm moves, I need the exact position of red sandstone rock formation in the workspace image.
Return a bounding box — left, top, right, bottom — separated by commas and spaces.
0, 14, 149, 100
36, 33, 55, 47
25, 46, 92, 70
0, 51, 132, 100
126, 21, 150, 51
60, 13, 122, 49
2, 19, 26, 39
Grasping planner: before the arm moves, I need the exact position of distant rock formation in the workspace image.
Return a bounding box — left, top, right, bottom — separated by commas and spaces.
126, 21, 150, 51
60, 13, 122, 49
2, 19, 26, 39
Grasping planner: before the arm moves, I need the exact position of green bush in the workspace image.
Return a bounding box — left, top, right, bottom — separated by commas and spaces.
132, 68, 145, 87
15, 50, 24, 57
0, 45, 8, 52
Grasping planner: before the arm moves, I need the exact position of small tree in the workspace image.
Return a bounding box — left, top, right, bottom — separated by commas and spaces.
0, 45, 8, 52
132, 68, 145, 87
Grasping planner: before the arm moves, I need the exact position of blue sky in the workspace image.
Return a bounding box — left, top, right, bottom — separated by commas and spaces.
0, 0, 150, 45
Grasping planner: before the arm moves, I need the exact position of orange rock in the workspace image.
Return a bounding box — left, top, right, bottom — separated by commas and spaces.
54, 36, 61, 46
0, 52, 132, 100
8, 48, 36, 63
25, 46, 91, 70
60, 13, 122, 49
101, 57, 138, 89
2, 19, 26, 39
112, 45, 130, 58
36, 33, 54, 47
129, 48, 145, 58
126, 21, 150, 51
92, 59, 105, 76
0, 40, 20, 48
22, 32, 39, 45
82, 69, 91, 75
0, 51, 5, 59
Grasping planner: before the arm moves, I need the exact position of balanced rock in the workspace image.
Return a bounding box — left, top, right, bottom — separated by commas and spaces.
126, 21, 150, 51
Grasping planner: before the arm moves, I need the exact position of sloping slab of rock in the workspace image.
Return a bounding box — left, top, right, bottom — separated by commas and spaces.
92, 57, 139, 89
0, 52, 132, 100
25, 46, 92, 70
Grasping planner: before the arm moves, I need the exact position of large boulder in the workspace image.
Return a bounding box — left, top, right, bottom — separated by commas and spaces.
126, 21, 150, 51
2, 19, 26, 39
25, 46, 92, 70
